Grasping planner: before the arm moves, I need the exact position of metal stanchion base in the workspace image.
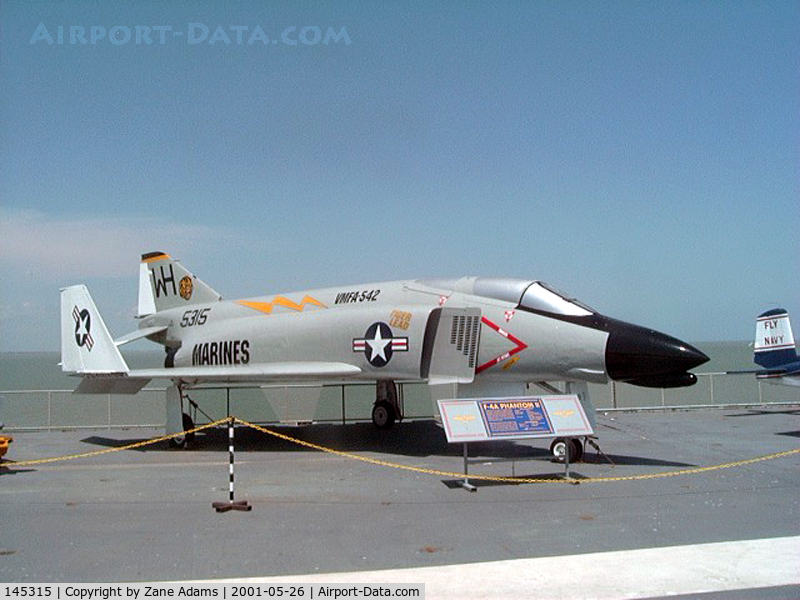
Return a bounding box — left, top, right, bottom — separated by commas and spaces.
212, 500, 252, 512
458, 480, 477, 492
557, 475, 581, 485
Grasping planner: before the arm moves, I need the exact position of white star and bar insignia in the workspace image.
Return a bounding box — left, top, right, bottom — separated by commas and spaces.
72, 306, 94, 350
353, 322, 408, 367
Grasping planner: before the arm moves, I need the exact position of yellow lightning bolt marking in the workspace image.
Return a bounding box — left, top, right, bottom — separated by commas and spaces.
237, 295, 327, 315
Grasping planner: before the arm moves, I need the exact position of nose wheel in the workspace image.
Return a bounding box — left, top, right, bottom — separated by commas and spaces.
550, 437, 583, 463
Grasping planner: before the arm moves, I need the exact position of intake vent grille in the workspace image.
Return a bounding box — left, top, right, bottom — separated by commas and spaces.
450, 315, 480, 368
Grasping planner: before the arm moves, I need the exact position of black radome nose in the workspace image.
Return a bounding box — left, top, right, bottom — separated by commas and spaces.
605, 321, 709, 388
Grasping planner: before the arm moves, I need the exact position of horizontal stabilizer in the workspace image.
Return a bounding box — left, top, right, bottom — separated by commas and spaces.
115, 326, 169, 346
756, 363, 800, 378
74, 376, 151, 395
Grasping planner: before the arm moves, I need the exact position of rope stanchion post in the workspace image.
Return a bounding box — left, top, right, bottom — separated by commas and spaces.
213, 416, 251, 513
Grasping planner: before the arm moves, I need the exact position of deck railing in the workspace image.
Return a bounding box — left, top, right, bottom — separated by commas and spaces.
0, 372, 797, 431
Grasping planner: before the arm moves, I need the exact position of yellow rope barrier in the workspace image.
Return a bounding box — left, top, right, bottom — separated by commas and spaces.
3, 416, 799, 486
235, 418, 800, 484
4, 418, 229, 467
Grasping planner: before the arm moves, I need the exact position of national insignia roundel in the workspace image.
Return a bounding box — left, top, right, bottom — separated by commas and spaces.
72, 306, 94, 350
352, 322, 409, 368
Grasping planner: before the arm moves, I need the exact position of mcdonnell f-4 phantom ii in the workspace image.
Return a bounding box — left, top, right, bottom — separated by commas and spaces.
61, 252, 709, 454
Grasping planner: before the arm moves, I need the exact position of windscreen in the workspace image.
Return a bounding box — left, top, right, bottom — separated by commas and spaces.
519, 282, 595, 317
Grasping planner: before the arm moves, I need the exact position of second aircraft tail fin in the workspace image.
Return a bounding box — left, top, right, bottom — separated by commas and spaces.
754, 308, 797, 369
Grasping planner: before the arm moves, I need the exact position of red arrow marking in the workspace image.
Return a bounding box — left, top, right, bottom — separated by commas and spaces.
475, 316, 529, 374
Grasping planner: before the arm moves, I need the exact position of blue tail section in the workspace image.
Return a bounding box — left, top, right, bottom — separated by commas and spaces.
754, 309, 798, 369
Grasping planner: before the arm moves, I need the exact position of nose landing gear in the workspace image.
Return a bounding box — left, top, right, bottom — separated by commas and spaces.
550, 437, 584, 463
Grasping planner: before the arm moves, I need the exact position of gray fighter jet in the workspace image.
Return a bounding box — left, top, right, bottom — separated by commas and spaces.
61, 252, 708, 452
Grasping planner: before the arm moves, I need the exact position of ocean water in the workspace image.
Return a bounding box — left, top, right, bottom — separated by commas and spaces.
0, 350, 165, 391
0, 341, 797, 430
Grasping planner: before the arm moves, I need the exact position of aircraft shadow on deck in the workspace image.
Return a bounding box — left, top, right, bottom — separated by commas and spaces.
441, 472, 590, 489
582, 453, 695, 467
81, 435, 154, 451
776, 430, 800, 438
82, 421, 496, 458
726, 408, 800, 418
725, 409, 800, 438
79, 420, 696, 468
0, 463, 35, 476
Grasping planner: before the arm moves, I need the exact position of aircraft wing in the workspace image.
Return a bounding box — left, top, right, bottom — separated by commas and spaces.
134, 362, 363, 382
755, 366, 800, 386
73, 362, 363, 394
726, 365, 800, 388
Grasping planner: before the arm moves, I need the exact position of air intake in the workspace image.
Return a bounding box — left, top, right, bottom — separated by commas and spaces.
451, 314, 480, 368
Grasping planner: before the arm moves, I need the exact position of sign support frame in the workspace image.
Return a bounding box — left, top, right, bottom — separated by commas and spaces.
460, 443, 477, 492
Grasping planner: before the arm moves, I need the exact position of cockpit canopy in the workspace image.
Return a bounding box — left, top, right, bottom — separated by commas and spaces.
417, 277, 595, 317
520, 282, 594, 317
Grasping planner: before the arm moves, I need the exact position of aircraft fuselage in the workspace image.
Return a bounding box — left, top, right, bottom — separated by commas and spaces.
138, 277, 706, 388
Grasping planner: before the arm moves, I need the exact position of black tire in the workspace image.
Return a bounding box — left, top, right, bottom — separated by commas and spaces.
168, 413, 196, 449
569, 438, 583, 462
550, 437, 582, 462
372, 401, 396, 430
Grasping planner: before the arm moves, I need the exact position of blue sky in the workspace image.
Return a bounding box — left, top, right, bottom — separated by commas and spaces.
1, 1, 798, 351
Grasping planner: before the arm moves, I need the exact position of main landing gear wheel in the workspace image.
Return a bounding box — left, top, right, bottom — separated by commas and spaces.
169, 413, 196, 449
550, 437, 583, 463
372, 400, 396, 430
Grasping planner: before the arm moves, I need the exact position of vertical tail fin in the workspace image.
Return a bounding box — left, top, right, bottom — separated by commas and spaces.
754, 308, 797, 369
140, 252, 222, 314
61, 285, 129, 373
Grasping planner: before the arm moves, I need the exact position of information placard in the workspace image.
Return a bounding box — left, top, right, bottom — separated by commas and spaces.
479, 399, 553, 437
438, 395, 593, 443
